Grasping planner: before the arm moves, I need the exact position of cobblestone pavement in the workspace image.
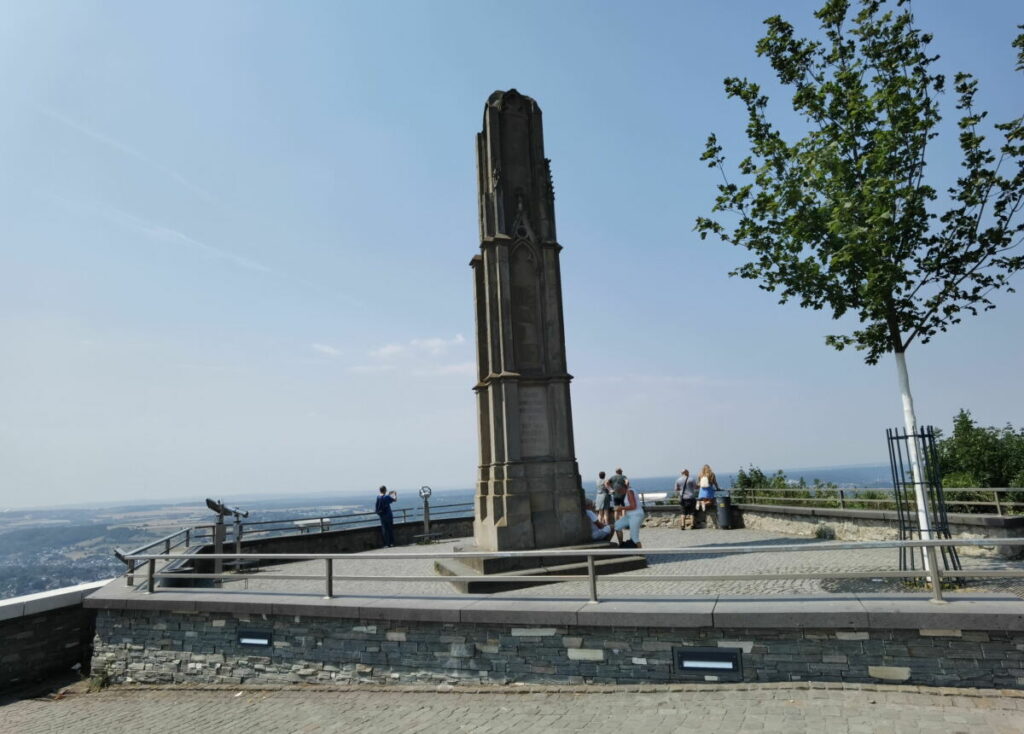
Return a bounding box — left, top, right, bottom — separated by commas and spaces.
5, 684, 1024, 734
220, 527, 1024, 599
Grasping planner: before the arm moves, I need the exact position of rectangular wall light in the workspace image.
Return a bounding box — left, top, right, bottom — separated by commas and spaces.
238, 631, 273, 646
672, 646, 743, 681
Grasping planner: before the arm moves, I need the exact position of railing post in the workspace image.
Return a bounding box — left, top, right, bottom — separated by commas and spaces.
994, 490, 1003, 516
587, 554, 598, 603
234, 516, 243, 572
165, 538, 171, 554
925, 544, 945, 603
839, 490, 846, 510
325, 558, 334, 599
147, 558, 156, 594
185, 529, 191, 548
126, 559, 135, 587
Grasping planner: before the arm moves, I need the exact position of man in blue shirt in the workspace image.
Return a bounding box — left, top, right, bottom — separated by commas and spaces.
375, 485, 398, 547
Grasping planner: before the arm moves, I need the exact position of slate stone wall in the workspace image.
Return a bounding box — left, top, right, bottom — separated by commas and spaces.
0, 605, 96, 689
92, 609, 1024, 689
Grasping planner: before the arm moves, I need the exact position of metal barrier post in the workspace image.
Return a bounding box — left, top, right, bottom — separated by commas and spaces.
994, 491, 1003, 516
839, 490, 846, 510
147, 559, 156, 594
325, 558, 333, 599
925, 544, 945, 603
213, 515, 225, 579
185, 529, 191, 548
126, 559, 135, 587
587, 554, 598, 603
234, 515, 243, 572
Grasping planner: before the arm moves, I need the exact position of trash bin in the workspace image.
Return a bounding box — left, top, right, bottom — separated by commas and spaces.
716, 494, 732, 529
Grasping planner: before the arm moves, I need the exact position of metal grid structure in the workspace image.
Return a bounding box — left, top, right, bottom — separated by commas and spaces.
887, 425, 962, 574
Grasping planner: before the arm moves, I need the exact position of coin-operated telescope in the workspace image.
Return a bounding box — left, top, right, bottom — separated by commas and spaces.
205, 498, 248, 519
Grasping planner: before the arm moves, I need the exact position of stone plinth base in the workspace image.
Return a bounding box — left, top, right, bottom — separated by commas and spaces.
434, 542, 646, 593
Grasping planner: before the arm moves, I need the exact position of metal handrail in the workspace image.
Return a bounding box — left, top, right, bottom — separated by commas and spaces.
238, 501, 474, 528
124, 537, 1024, 605
114, 503, 475, 583
119, 525, 216, 587
224, 502, 475, 538
728, 487, 1024, 515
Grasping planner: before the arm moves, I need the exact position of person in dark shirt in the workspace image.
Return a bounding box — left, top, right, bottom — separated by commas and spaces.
375, 485, 397, 547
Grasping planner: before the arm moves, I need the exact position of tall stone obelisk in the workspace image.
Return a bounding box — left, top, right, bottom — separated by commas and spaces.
470, 89, 590, 552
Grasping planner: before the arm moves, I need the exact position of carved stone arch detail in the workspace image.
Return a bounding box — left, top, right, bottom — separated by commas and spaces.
510, 239, 540, 272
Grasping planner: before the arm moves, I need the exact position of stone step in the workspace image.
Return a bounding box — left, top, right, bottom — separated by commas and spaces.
434, 553, 647, 594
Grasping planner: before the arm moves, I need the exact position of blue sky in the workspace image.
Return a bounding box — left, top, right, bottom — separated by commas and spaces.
1, 1, 1021, 508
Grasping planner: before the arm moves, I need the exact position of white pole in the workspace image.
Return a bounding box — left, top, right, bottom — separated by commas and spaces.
895, 351, 933, 572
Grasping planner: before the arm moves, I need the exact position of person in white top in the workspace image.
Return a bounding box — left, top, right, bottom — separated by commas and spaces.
611, 483, 645, 548
584, 499, 612, 541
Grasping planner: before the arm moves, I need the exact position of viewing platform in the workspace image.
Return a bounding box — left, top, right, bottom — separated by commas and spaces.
81, 525, 1024, 690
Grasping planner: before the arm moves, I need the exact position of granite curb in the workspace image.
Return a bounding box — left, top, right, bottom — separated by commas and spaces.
65, 680, 1024, 698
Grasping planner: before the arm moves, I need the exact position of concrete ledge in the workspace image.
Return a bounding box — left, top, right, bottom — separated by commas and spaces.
359, 597, 470, 623
460, 599, 586, 625
0, 579, 111, 621
859, 594, 1024, 630
83, 579, 1024, 631
576, 598, 715, 627
713, 595, 868, 629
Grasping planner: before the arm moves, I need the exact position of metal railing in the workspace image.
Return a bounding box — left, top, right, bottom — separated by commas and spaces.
728, 487, 1024, 516
115, 502, 475, 585
116, 525, 215, 587
234, 502, 475, 538
120, 537, 1024, 605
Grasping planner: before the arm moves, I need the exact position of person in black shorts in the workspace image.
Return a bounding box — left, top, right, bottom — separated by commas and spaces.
608, 468, 629, 522
676, 469, 697, 529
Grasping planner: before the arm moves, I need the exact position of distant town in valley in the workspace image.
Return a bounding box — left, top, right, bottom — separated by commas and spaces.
0, 464, 892, 599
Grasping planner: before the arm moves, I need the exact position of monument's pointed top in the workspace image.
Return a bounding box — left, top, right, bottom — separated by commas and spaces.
485, 89, 541, 114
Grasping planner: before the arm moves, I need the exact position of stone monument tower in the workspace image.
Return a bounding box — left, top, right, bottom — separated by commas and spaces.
470, 89, 590, 552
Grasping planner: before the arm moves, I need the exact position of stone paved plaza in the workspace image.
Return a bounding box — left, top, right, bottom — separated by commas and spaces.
5, 683, 1024, 734
219, 527, 1024, 600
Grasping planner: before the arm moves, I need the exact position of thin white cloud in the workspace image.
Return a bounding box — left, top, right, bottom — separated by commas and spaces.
369, 343, 406, 359
349, 364, 398, 374
371, 333, 466, 360
311, 343, 342, 357
413, 362, 475, 377
576, 373, 752, 389
40, 107, 215, 202
98, 205, 272, 274
410, 333, 465, 355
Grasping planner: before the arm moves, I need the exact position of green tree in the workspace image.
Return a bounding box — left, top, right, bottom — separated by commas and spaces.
937, 409, 1024, 513
696, 0, 1024, 539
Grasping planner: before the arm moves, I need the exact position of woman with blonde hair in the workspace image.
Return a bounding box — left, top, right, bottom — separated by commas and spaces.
696, 464, 719, 517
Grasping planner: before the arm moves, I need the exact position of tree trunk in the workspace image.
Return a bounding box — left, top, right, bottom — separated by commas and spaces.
894, 350, 934, 570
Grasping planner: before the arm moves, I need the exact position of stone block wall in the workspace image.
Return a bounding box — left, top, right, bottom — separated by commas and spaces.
0, 601, 96, 689
92, 609, 1024, 689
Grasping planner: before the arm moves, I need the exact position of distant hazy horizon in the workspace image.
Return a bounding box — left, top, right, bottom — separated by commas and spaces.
2, 461, 894, 512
